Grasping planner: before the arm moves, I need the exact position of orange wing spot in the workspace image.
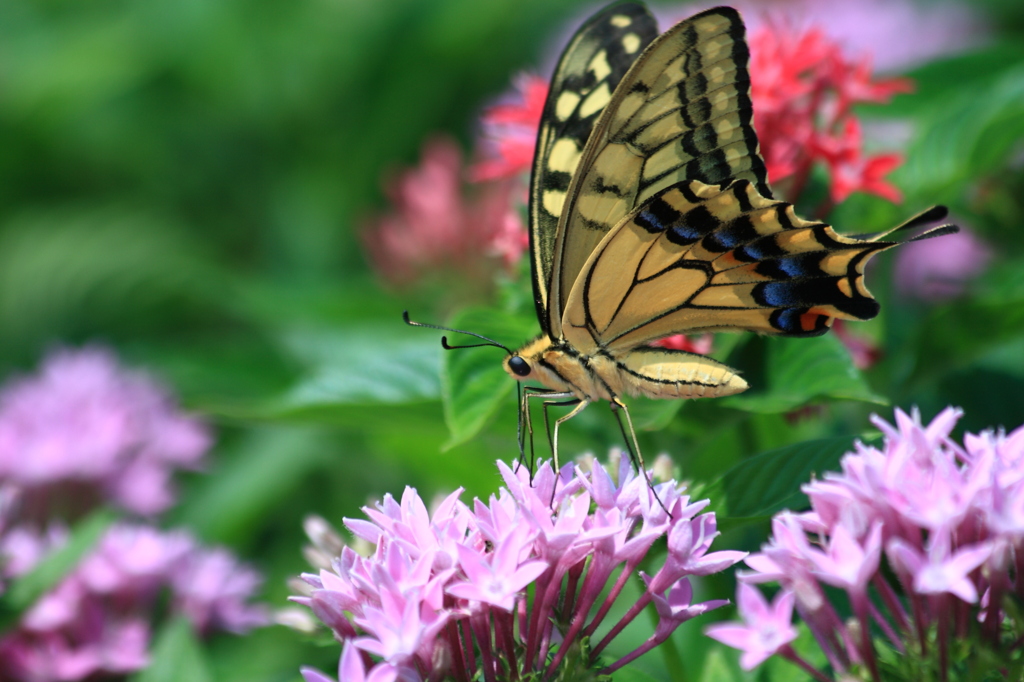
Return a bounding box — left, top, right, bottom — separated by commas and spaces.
713, 251, 744, 270
801, 312, 830, 332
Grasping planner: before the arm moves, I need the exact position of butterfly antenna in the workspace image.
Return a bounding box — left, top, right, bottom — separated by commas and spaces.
403, 311, 513, 354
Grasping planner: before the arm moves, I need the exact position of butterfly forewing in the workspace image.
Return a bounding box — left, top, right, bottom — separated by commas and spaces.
551, 7, 769, 336
562, 179, 895, 354
529, 3, 658, 335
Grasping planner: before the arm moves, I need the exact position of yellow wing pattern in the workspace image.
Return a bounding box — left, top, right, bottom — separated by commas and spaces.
529, 3, 658, 334
562, 178, 913, 355
550, 7, 768, 337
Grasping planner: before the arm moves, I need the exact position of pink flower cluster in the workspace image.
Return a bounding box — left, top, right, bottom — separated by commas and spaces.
0, 348, 268, 682
0, 523, 268, 681
295, 456, 745, 682
0, 347, 210, 517
361, 137, 528, 288
707, 407, 1024, 681
470, 73, 547, 183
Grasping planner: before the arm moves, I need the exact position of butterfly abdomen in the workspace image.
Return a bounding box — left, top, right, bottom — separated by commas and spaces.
614, 347, 748, 399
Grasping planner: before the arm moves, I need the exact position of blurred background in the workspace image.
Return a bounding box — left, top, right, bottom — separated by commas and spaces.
1, 0, 1023, 679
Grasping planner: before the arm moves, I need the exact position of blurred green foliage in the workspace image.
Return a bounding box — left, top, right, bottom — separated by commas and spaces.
2, 0, 1024, 680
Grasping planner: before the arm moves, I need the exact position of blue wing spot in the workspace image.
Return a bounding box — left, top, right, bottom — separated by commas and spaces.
757, 281, 804, 307
735, 236, 785, 262
704, 215, 757, 252
756, 280, 881, 319
635, 197, 682, 234
667, 205, 718, 245
756, 253, 821, 280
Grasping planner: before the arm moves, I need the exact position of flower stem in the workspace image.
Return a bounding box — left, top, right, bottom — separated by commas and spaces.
446, 621, 470, 682
779, 645, 833, 682
460, 618, 477, 674
496, 611, 519, 682
584, 558, 641, 639
600, 635, 663, 674
936, 595, 949, 682
591, 589, 652, 659
473, 612, 498, 682
853, 594, 880, 682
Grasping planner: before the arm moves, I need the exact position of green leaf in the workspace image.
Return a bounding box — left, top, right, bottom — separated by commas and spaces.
707, 434, 879, 520
170, 427, 330, 546
876, 41, 1024, 118
696, 647, 746, 682
441, 306, 538, 449
132, 616, 213, 682
609, 665, 662, 682
724, 335, 884, 414
628, 397, 685, 432
278, 324, 441, 407
0, 208, 217, 354
0, 509, 115, 629
898, 260, 1024, 391
899, 63, 1024, 196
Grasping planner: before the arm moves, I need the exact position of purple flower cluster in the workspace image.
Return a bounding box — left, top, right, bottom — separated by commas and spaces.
0, 522, 268, 680
0, 347, 268, 681
0, 347, 210, 516
894, 226, 992, 302
707, 407, 1024, 680
295, 456, 745, 682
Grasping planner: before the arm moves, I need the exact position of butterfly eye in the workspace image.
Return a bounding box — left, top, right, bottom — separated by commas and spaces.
508, 356, 531, 377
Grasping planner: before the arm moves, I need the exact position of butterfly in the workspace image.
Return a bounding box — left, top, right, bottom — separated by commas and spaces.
497, 4, 955, 469
407, 3, 954, 475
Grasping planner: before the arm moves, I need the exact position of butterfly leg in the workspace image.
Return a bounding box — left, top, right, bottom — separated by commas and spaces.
516, 383, 530, 473
610, 398, 671, 517
537, 397, 588, 506
548, 399, 589, 477
521, 388, 573, 478
542, 398, 582, 474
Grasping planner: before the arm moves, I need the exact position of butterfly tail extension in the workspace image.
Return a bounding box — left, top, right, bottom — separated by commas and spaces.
850, 205, 959, 244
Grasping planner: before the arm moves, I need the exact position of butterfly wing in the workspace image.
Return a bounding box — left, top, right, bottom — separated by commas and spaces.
550, 7, 768, 338
562, 178, 907, 355
530, 3, 658, 335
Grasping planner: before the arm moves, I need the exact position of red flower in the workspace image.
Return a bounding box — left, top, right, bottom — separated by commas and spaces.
813, 118, 904, 204
474, 23, 910, 208
654, 334, 714, 355
831, 319, 882, 370
747, 23, 913, 205
470, 74, 548, 182
362, 137, 527, 287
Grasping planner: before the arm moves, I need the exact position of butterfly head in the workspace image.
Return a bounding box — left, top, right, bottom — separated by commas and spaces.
501, 335, 559, 384
506, 355, 531, 377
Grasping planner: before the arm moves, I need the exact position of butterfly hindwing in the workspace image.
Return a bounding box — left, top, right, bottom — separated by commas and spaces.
550, 7, 768, 337
562, 179, 894, 354
530, 3, 658, 334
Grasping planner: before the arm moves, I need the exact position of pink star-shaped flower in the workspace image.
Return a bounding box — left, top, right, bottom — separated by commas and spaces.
705, 584, 798, 670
